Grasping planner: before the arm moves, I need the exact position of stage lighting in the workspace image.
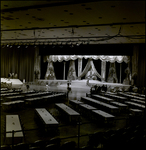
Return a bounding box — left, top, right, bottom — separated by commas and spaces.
6, 44, 9, 47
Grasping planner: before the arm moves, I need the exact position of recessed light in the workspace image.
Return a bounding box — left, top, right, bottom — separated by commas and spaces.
64, 10, 68, 12
32, 16, 36, 18
28, 22, 31, 24
70, 13, 73, 15
123, 18, 126, 20
61, 20, 64, 21
99, 17, 102, 19
83, 21, 86, 22
26, 14, 29, 15
111, 5, 115, 8
130, 26, 133, 28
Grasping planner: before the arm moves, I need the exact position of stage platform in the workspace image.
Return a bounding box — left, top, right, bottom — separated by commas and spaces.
1, 78, 23, 89
38, 79, 130, 89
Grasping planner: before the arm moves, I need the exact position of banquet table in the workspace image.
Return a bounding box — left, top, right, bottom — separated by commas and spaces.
1, 78, 23, 89
92, 110, 115, 124
110, 101, 128, 111
92, 94, 114, 103
6, 115, 23, 144
104, 93, 127, 102
69, 100, 84, 110
55, 103, 80, 122
81, 97, 119, 114
35, 108, 59, 132
2, 100, 25, 111
118, 92, 145, 101
125, 101, 145, 110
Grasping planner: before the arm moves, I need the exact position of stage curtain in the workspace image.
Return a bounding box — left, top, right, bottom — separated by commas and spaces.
77, 59, 102, 79
67, 60, 77, 80
1, 47, 35, 82
107, 63, 118, 83
34, 47, 41, 80
45, 61, 56, 80
46, 55, 130, 63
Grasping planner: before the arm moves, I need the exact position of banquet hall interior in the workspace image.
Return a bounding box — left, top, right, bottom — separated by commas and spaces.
1, 1, 146, 149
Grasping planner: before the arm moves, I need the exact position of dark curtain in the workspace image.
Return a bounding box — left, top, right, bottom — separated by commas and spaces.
53, 61, 64, 80
116, 62, 120, 83
40, 56, 48, 79
65, 60, 69, 80
1, 46, 35, 82
106, 62, 110, 81
136, 48, 146, 87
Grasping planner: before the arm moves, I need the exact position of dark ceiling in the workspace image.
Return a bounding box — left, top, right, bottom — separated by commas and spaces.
1, 0, 145, 45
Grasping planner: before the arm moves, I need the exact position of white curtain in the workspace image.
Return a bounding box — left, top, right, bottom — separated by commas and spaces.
67, 60, 77, 80
77, 59, 102, 79
46, 55, 130, 63
45, 61, 56, 80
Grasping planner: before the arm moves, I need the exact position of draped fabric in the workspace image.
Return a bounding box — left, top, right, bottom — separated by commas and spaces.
1, 47, 35, 82
34, 47, 41, 80
67, 60, 77, 80
77, 59, 102, 79
45, 61, 56, 80
46, 55, 130, 63
101, 61, 106, 81
107, 63, 118, 83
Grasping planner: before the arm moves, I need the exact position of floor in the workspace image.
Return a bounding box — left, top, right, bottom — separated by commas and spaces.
0, 81, 144, 148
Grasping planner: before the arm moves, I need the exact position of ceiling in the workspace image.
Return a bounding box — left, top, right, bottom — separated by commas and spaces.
1, 0, 145, 45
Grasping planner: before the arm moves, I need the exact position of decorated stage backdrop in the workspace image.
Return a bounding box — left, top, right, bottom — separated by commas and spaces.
37, 55, 131, 85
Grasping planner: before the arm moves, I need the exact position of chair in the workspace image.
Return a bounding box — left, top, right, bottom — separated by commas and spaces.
60, 141, 76, 149
29, 147, 41, 150
32, 140, 46, 149
47, 137, 61, 147
0, 145, 11, 150
13, 143, 29, 150
88, 131, 103, 148
45, 144, 58, 150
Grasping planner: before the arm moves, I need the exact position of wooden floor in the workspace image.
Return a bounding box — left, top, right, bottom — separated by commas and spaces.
1, 82, 145, 148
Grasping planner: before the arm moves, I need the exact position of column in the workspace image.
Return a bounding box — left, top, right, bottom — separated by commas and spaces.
63, 61, 66, 80
78, 58, 82, 80
101, 61, 106, 82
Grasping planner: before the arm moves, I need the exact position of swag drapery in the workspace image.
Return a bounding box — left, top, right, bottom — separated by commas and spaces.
46, 55, 130, 63
44, 55, 130, 81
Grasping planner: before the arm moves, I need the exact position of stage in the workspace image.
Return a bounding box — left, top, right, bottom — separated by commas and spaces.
1, 78, 23, 89
38, 79, 130, 89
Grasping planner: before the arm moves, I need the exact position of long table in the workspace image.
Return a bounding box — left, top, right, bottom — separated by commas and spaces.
104, 93, 127, 102
118, 92, 145, 101
81, 97, 119, 114
35, 108, 59, 132
2, 100, 25, 111
92, 110, 115, 124
6, 115, 23, 144
110, 101, 128, 111
125, 101, 145, 110
55, 103, 80, 122
92, 94, 114, 103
